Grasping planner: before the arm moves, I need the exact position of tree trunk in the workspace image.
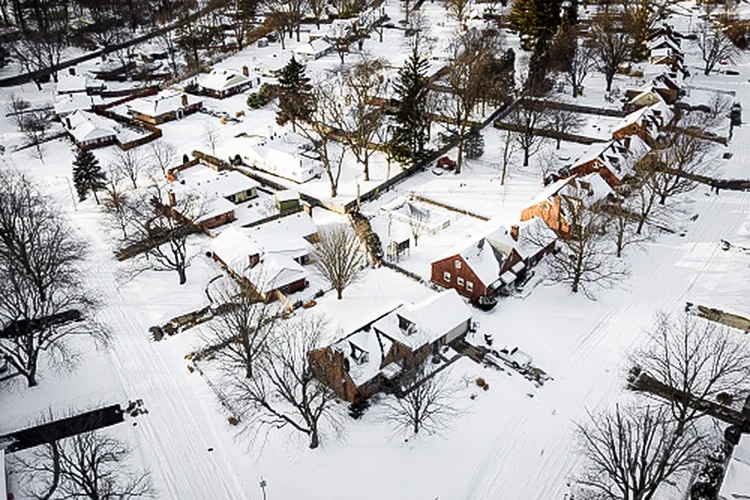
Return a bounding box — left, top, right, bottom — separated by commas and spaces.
245, 361, 253, 379
337, 288, 342, 299
455, 137, 464, 174
178, 266, 187, 285
605, 72, 613, 92
27, 364, 38, 387
363, 157, 369, 182
659, 193, 666, 205
523, 146, 530, 167
556, 137, 561, 149
309, 428, 320, 449
93, 190, 100, 205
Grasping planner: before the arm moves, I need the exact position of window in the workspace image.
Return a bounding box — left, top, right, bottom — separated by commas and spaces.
454, 260, 462, 269
457, 277, 465, 286
443, 271, 451, 282
467, 281, 474, 292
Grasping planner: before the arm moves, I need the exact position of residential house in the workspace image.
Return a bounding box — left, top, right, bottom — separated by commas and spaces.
612, 101, 674, 145
293, 39, 333, 60
309, 289, 472, 402
64, 110, 117, 150
570, 135, 651, 187
244, 210, 319, 265
624, 86, 667, 112
198, 67, 258, 98
652, 73, 681, 104
167, 164, 260, 229
431, 218, 557, 301
240, 130, 324, 183
650, 47, 685, 73
520, 172, 615, 236
209, 227, 309, 300
718, 433, 750, 500
54, 93, 104, 117
127, 91, 203, 124
647, 34, 681, 53
55, 75, 105, 95
254, 53, 294, 78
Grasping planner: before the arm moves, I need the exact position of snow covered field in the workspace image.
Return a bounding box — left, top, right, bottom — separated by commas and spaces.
2, 1, 750, 499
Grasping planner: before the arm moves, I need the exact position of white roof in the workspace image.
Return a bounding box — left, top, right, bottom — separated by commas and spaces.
523, 177, 572, 210
275, 190, 300, 202
372, 289, 472, 350
572, 136, 651, 182
294, 38, 332, 56
199, 68, 253, 92
66, 110, 117, 142
174, 165, 259, 199
56, 75, 103, 94
515, 217, 557, 259
54, 93, 103, 115
243, 211, 318, 260
719, 434, 750, 500
333, 327, 393, 386
560, 172, 614, 208
210, 227, 308, 294
242, 130, 324, 183
128, 91, 201, 117
647, 35, 681, 52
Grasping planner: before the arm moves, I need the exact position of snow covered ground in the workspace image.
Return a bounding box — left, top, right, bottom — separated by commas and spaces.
2, 1, 750, 499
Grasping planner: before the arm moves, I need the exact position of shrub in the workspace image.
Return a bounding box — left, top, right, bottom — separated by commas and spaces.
247, 83, 278, 109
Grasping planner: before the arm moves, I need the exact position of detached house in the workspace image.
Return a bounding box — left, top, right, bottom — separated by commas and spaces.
210, 227, 309, 300
293, 39, 332, 60
520, 173, 615, 237
570, 135, 651, 187
54, 93, 104, 117
127, 91, 203, 124
612, 101, 674, 145
198, 67, 258, 98
431, 218, 556, 301
64, 110, 117, 150
240, 130, 324, 183
309, 289, 472, 402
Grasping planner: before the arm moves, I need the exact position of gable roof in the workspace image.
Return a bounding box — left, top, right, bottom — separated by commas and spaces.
372, 289, 472, 350
66, 110, 117, 142
54, 93, 103, 116
128, 91, 202, 117
572, 135, 651, 182
294, 38, 332, 56
199, 68, 253, 92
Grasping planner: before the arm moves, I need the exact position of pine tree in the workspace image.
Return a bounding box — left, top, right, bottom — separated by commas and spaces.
276, 56, 314, 132
509, 0, 563, 50
72, 148, 106, 204
463, 132, 484, 159
392, 46, 431, 165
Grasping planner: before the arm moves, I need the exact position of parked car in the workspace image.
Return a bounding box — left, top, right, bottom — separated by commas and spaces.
490, 345, 533, 369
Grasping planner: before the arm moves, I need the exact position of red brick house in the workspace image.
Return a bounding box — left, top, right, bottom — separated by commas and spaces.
309, 290, 472, 402
210, 227, 308, 301
521, 173, 615, 237
612, 101, 674, 146
431, 218, 557, 301
128, 92, 203, 125
570, 135, 651, 188
64, 110, 117, 150
198, 67, 258, 99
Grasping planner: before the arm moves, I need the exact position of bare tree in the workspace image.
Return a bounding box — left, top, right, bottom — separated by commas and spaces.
298, 80, 348, 198
6, 93, 31, 132
444, 28, 503, 174
383, 367, 460, 435
204, 120, 219, 155
148, 142, 177, 178
445, 0, 470, 24
507, 104, 548, 167
607, 196, 650, 258
498, 128, 518, 186
697, 23, 738, 76
643, 132, 711, 205
313, 223, 366, 300
308, 0, 326, 30
14, 429, 155, 500
232, 314, 343, 449
206, 280, 277, 379
545, 108, 583, 150
337, 56, 388, 182
536, 197, 628, 297
407, 203, 429, 247
632, 311, 750, 433
101, 167, 131, 240
22, 109, 51, 162
576, 404, 704, 500
112, 149, 145, 190
0, 169, 106, 387
119, 185, 202, 285
623, 0, 671, 61
590, 13, 632, 92
564, 42, 593, 98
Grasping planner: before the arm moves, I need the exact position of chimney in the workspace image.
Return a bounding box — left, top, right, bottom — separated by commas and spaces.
65, 117, 72, 129
242, 65, 249, 77
181, 94, 188, 107
69, 67, 76, 76
168, 191, 176, 207
248, 253, 260, 268
510, 225, 519, 241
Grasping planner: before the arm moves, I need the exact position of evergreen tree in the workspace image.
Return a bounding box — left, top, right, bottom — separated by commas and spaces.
509, 0, 563, 50
391, 46, 431, 165
463, 131, 484, 159
276, 56, 314, 132
72, 148, 106, 204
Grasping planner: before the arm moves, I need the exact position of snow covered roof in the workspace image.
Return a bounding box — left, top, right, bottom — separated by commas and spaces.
459, 225, 516, 287
128, 91, 202, 117
66, 110, 117, 142
241, 130, 324, 183
572, 136, 651, 182
326, 18, 354, 39
719, 434, 750, 500
173, 165, 259, 199
372, 289, 472, 350
560, 172, 615, 208
275, 190, 300, 202
523, 177, 572, 210
54, 93, 103, 116
210, 227, 308, 294
293, 38, 332, 57
243, 211, 318, 260
199, 68, 253, 92
333, 327, 393, 386
515, 217, 557, 260
56, 75, 104, 94
647, 35, 681, 52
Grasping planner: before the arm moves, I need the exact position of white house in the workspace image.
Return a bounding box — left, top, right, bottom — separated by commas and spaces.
293, 38, 333, 60
253, 53, 294, 78
241, 131, 324, 183
54, 93, 104, 117
198, 67, 259, 98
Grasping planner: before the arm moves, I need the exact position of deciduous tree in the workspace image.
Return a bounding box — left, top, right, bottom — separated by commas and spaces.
313, 223, 366, 299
